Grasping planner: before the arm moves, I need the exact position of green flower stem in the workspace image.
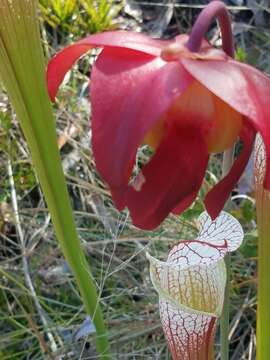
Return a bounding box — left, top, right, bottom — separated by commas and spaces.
0, 1, 110, 358
220, 254, 231, 360
255, 139, 270, 360
257, 195, 270, 360
188, 2, 236, 357
220, 147, 234, 360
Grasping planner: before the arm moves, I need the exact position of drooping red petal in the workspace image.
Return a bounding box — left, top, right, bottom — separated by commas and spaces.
181, 58, 270, 189
205, 122, 256, 219
91, 47, 193, 190
47, 31, 170, 101
117, 125, 208, 230
172, 190, 199, 215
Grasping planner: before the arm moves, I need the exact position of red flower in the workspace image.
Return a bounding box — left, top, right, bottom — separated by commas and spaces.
47, 30, 270, 230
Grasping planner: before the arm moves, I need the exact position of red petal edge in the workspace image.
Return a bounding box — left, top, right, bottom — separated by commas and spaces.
205, 122, 256, 219
91, 47, 193, 190
116, 125, 209, 230
47, 31, 168, 101
181, 58, 270, 190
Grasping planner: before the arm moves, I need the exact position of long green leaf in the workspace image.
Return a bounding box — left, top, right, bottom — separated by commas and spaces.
0, 1, 111, 358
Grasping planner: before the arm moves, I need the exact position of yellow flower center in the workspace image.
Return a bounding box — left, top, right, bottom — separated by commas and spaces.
144, 80, 242, 153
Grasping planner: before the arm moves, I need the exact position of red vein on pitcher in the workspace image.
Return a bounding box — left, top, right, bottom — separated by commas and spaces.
147, 211, 243, 359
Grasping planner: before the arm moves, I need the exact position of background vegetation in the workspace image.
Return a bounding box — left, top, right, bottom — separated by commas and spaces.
0, 0, 269, 358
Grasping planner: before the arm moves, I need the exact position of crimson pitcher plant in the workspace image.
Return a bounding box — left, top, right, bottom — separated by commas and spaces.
147, 211, 244, 360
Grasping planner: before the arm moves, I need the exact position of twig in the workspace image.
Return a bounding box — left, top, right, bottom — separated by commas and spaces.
220, 146, 235, 360
135, 1, 253, 11
7, 158, 58, 354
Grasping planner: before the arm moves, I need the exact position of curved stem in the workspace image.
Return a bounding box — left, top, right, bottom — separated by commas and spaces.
187, 0, 234, 57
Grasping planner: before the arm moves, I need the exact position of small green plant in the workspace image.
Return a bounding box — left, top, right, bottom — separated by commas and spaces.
78, 0, 122, 34
39, 0, 77, 28
39, 0, 122, 45
235, 47, 247, 62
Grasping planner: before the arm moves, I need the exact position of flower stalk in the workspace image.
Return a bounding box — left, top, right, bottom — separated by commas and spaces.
220, 147, 235, 360
0, 1, 110, 358
187, 0, 234, 57
255, 136, 270, 360
187, 3, 236, 358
